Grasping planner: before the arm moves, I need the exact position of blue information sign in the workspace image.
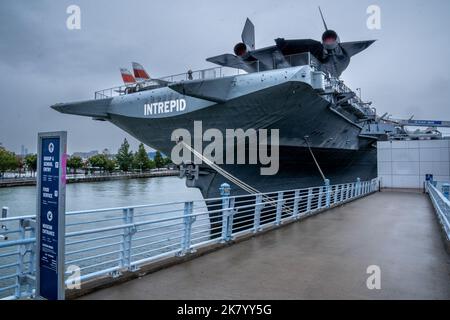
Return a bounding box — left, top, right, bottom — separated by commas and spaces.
36, 132, 67, 300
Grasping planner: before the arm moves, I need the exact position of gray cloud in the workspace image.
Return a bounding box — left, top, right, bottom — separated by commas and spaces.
1, 0, 449, 153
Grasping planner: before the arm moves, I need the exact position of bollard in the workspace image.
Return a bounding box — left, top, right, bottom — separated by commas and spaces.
442, 183, 450, 200
220, 183, 231, 242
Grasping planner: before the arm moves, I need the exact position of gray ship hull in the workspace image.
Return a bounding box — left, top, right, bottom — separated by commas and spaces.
103, 79, 377, 198
52, 65, 378, 235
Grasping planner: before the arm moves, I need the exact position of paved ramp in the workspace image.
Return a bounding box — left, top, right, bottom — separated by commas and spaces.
81, 191, 450, 300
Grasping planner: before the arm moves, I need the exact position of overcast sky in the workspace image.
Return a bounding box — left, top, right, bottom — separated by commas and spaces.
0, 0, 449, 154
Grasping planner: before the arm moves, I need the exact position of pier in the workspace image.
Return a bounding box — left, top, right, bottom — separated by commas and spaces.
0, 170, 179, 188
79, 189, 450, 300
1, 178, 449, 300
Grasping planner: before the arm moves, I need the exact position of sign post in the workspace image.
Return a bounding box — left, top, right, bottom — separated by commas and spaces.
36, 131, 67, 300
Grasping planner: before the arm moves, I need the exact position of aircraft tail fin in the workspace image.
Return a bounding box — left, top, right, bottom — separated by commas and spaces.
120, 68, 136, 85
241, 18, 255, 50
132, 62, 151, 81
340, 40, 376, 57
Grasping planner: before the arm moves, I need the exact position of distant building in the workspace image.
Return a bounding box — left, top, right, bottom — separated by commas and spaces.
72, 150, 99, 161
19, 145, 29, 156
102, 148, 115, 159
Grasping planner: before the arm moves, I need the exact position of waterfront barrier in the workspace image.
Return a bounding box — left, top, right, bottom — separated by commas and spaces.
0, 178, 379, 300
425, 181, 450, 248
0, 170, 179, 188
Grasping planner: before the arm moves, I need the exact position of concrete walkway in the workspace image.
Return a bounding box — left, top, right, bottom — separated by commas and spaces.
81, 191, 450, 300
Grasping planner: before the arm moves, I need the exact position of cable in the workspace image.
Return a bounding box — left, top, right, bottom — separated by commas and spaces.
179, 141, 294, 214
304, 136, 327, 183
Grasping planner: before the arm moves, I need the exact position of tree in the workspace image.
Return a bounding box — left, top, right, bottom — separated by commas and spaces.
133, 143, 151, 171
104, 158, 117, 173
154, 151, 164, 168
116, 138, 134, 172
88, 154, 108, 172
16, 156, 24, 177
67, 156, 83, 174
148, 159, 156, 170
163, 156, 172, 166
0, 148, 19, 176
24, 154, 37, 176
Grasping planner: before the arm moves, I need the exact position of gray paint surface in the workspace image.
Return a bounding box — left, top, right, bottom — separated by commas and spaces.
80, 191, 450, 300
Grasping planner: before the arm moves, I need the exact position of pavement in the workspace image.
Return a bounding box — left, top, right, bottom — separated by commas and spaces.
81, 190, 450, 300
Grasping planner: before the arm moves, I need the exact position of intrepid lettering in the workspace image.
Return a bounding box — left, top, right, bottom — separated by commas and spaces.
144, 98, 186, 116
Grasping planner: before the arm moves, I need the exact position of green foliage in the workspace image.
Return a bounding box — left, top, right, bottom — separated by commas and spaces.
67, 156, 83, 173
116, 138, 134, 172
154, 151, 164, 168
0, 148, 19, 174
88, 154, 109, 171
163, 157, 172, 166
104, 158, 117, 173
133, 143, 151, 171
24, 154, 37, 173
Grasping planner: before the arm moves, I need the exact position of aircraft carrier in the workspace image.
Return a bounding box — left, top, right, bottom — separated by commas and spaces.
51, 11, 446, 208
53, 11, 378, 193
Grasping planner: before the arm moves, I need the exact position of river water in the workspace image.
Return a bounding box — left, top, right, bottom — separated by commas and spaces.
0, 177, 209, 297
0, 176, 203, 217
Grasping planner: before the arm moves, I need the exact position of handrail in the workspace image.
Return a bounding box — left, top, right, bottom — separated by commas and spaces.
0, 178, 379, 299
426, 181, 450, 239
93, 52, 318, 100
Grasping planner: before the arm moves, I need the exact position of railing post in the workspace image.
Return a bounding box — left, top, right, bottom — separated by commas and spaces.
13, 218, 36, 299
15, 219, 26, 298
356, 178, 361, 197
253, 194, 263, 233
227, 198, 235, 240
220, 183, 232, 243
325, 179, 331, 208
120, 208, 136, 273
26, 219, 36, 298
340, 184, 345, 202
317, 186, 323, 209
306, 188, 313, 213
1, 207, 8, 240
293, 190, 300, 219
275, 192, 284, 225
442, 183, 450, 200
179, 201, 195, 256
333, 185, 338, 204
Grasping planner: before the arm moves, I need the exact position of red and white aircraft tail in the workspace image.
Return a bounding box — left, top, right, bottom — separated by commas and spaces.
120, 68, 136, 85
132, 62, 151, 82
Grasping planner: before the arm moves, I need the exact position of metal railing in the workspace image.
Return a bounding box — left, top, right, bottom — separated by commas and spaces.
425, 181, 450, 239
94, 66, 242, 100
93, 52, 319, 100
0, 178, 379, 299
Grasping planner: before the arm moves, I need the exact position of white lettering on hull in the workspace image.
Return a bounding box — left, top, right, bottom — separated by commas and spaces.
144, 98, 187, 116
